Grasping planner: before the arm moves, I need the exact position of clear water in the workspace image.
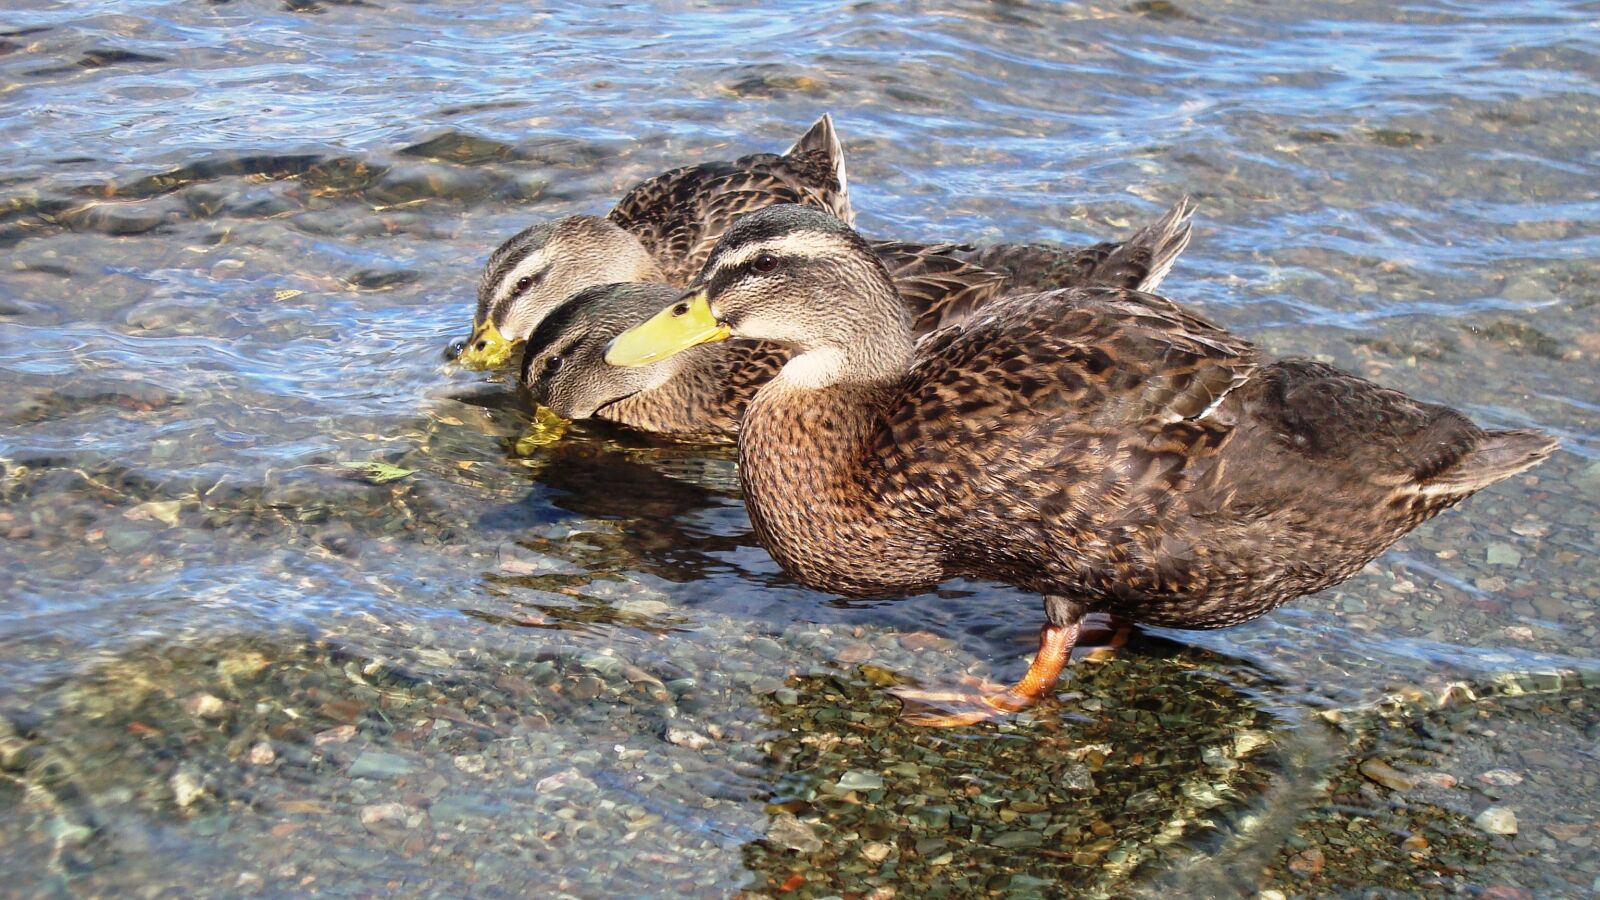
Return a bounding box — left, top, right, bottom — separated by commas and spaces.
2, 0, 1598, 896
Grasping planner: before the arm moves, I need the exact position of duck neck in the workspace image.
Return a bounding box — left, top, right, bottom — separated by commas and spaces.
736, 306, 936, 595
600, 347, 738, 437
774, 282, 916, 390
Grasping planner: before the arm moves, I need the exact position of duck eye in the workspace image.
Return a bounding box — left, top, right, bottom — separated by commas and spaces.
515, 271, 543, 294
546, 355, 562, 372
752, 253, 780, 274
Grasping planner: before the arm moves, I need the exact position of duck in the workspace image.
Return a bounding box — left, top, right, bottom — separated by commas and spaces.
456, 114, 853, 369
603, 204, 1559, 727
521, 203, 1195, 437
519, 282, 788, 437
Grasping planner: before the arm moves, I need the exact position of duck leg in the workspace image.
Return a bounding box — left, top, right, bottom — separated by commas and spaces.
1075, 612, 1132, 663
893, 597, 1085, 727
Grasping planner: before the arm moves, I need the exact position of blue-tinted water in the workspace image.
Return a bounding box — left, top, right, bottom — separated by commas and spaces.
2, 0, 1597, 895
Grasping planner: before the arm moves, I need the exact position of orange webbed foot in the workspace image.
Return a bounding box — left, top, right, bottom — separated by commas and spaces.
891, 621, 1081, 728
1074, 614, 1131, 663
889, 675, 1029, 727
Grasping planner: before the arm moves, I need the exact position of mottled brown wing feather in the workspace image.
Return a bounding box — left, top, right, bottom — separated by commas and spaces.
866, 287, 1260, 608
960, 241, 1121, 293
866, 293, 1553, 628
1220, 358, 1559, 497
868, 239, 1010, 334
891, 287, 1257, 437
608, 150, 848, 284
958, 199, 1194, 294
868, 200, 1197, 335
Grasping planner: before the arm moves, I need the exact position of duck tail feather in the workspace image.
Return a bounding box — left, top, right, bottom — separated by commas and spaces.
1421, 428, 1559, 496
1119, 196, 1195, 294
785, 113, 854, 226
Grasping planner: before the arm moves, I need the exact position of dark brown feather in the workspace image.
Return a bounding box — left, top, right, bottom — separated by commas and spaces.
956, 198, 1194, 296
736, 284, 1557, 632
609, 158, 850, 284
527, 205, 1196, 437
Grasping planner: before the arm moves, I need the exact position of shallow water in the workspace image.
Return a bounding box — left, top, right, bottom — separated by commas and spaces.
2, 0, 1598, 896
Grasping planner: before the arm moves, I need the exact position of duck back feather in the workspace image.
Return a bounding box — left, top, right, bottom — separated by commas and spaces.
607, 115, 853, 283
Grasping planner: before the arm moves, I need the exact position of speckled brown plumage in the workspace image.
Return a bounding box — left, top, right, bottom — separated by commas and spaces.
616, 204, 1559, 723
608, 121, 854, 284
953, 199, 1193, 297
745, 288, 1554, 629
523, 204, 1195, 437
878, 198, 1194, 333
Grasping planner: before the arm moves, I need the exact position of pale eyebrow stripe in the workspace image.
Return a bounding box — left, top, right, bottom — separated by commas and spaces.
484, 241, 537, 296
490, 251, 548, 316
712, 231, 852, 273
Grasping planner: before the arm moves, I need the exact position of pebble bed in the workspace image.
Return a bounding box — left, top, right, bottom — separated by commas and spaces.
3, 0, 1598, 895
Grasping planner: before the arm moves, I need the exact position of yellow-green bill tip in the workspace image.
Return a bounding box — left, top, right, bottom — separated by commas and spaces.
604, 291, 730, 368
456, 320, 515, 370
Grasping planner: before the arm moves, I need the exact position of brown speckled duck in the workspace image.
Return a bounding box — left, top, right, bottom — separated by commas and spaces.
457, 115, 853, 368
521, 203, 1195, 437
604, 205, 1558, 726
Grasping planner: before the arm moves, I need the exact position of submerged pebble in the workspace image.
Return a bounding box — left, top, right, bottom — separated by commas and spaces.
1359, 757, 1416, 791
835, 770, 885, 792
767, 813, 824, 853
348, 751, 414, 780
170, 770, 205, 809
1475, 806, 1520, 836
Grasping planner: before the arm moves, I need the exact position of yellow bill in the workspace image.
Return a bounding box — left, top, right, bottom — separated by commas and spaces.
604, 290, 730, 367
456, 319, 515, 370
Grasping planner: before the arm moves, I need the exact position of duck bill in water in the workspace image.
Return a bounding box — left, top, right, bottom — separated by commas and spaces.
604, 289, 730, 367
456, 319, 516, 370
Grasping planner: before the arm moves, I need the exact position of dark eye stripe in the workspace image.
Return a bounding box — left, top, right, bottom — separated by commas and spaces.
704, 252, 814, 298
490, 267, 550, 324
521, 338, 580, 385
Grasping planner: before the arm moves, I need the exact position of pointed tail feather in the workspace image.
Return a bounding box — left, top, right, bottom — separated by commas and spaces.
1420, 428, 1559, 496
1108, 196, 1195, 293
954, 198, 1196, 294
784, 113, 853, 226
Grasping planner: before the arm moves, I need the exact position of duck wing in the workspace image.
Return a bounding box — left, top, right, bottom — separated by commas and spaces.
608, 117, 852, 284
870, 200, 1199, 337
872, 287, 1554, 621
884, 285, 1254, 446
1222, 359, 1558, 502
869, 239, 1010, 335
870, 287, 1258, 591
958, 198, 1195, 294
